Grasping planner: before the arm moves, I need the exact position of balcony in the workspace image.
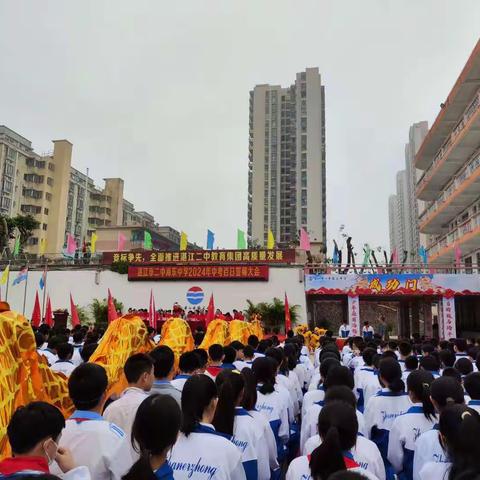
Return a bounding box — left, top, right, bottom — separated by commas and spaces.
416, 90, 480, 200
419, 147, 480, 233
427, 211, 480, 264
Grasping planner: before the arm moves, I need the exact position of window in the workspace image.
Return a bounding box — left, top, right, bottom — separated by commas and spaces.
2, 179, 13, 193
45, 193, 52, 201
301, 135, 307, 151
36, 160, 46, 169
42, 223, 48, 231
26, 157, 35, 167
0, 197, 11, 210
28, 237, 39, 245
48, 163, 55, 171
5, 163, 15, 177
44, 208, 49, 215
301, 117, 307, 133
47, 177, 54, 187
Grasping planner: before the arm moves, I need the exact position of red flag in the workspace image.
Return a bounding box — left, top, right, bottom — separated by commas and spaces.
148, 289, 156, 328
70, 293, 80, 327
45, 295, 53, 327
205, 293, 215, 326
108, 288, 118, 323
31, 291, 41, 327
454, 243, 462, 268
284, 292, 291, 333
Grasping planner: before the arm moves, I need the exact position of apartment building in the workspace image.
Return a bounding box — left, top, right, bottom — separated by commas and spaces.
415, 40, 480, 267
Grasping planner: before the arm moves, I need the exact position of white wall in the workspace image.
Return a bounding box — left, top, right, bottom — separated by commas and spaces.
5, 267, 307, 324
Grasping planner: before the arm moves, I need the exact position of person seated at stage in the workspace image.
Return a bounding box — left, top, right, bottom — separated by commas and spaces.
224, 312, 233, 321
171, 351, 201, 392
233, 309, 245, 321
193, 348, 209, 374
338, 320, 351, 339
362, 321, 374, 340
221, 346, 237, 370
148, 346, 182, 406
234, 345, 255, 370
51, 343, 76, 377
52, 363, 132, 480
206, 344, 224, 379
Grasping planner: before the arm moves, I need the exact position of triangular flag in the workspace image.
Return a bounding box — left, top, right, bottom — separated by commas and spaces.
39, 238, 47, 256
299, 228, 311, 251
419, 246, 428, 264
66, 234, 77, 255
144, 231, 153, 250
148, 289, 156, 328
0, 265, 9, 286
45, 295, 53, 327
284, 292, 291, 333
39, 268, 47, 290
108, 288, 118, 322
237, 229, 246, 249
207, 230, 215, 250
13, 237, 20, 256
117, 232, 127, 251
180, 232, 188, 251
206, 293, 215, 327
267, 229, 275, 249
70, 293, 80, 327
91, 232, 98, 254
31, 291, 41, 327
332, 241, 340, 264
362, 244, 372, 267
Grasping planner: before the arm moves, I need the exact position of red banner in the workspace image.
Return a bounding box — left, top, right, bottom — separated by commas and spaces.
128, 264, 270, 281
103, 249, 295, 265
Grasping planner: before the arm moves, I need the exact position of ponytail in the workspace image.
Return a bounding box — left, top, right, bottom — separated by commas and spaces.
252, 357, 276, 395
407, 370, 436, 421
379, 358, 405, 393
240, 367, 257, 410
122, 454, 156, 480
213, 370, 245, 436
309, 426, 345, 480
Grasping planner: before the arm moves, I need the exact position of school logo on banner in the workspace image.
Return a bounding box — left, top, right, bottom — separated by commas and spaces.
186, 286, 204, 305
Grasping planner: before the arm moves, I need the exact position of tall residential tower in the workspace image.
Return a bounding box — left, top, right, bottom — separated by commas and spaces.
248, 67, 326, 247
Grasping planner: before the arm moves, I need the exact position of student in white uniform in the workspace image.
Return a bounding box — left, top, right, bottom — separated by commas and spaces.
0, 401, 90, 480
388, 370, 437, 480
397, 342, 413, 372
464, 372, 480, 413
213, 370, 262, 480
362, 322, 375, 341
419, 404, 480, 480
52, 363, 132, 480
364, 358, 411, 479
401, 355, 419, 384
252, 357, 290, 463
339, 320, 351, 339
103, 353, 155, 457
286, 402, 379, 480
303, 386, 386, 480
419, 356, 441, 379
171, 351, 200, 392
122, 394, 181, 480
355, 348, 379, 413
412, 376, 465, 480
234, 345, 255, 371
304, 358, 340, 416
168, 374, 245, 480
308, 346, 341, 391
51, 343, 76, 377
71, 331, 85, 367
38, 335, 59, 366
149, 346, 182, 407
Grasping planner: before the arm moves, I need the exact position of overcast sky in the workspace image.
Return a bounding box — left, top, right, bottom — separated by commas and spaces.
0, 1, 479, 253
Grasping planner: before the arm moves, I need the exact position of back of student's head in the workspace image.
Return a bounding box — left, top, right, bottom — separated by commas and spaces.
56, 343, 73, 361
319, 349, 341, 364
439, 404, 480, 480
124, 353, 154, 384
240, 367, 257, 410
7, 402, 65, 455
430, 376, 465, 411
179, 351, 201, 374
319, 358, 340, 380
124, 394, 181, 480
252, 357, 276, 394
222, 346, 237, 364
407, 369, 436, 420
379, 358, 405, 393
149, 346, 175, 379
362, 347, 376, 367
35, 332, 45, 349
208, 344, 224, 362
181, 374, 217, 436
242, 345, 254, 359
324, 366, 354, 391
309, 401, 358, 479
79, 342, 97, 363
422, 343, 434, 355
388, 341, 398, 351
68, 363, 108, 410
442, 367, 462, 384
439, 349, 456, 369
257, 339, 269, 354
455, 358, 474, 376
324, 386, 357, 410
399, 341, 412, 357
247, 334, 259, 349
328, 472, 367, 480
193, 348, 208, 370
420, 355, 440, 373
455, 338, 468, 353
229, 340, 244, 352
405, 355, 418, 371
72, 331, 84, 344
265, 347, 284, 367
213, 370, 245, 436
464, 372, 480, 401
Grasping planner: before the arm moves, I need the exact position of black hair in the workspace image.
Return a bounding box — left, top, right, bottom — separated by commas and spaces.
362, 347, 376, 367
324, 366, 354, 391
430, 376, 465, 410
464, 372, 480, 400
193, 348, 208, 369
247, 335, 259, 349
328, 472, 367, 480
455, 358, 474, 376
181, 374, 217, 436
422, 343, 434, 354
407, 370, 436, 420
252, 357, 276, 394
38, 324, 50, 336
213, 370, 245, 436
240, 367, 257, 410
405, 355, 419, 371
56, 343, 73, 361
420, 355, 440, 373
319, 358, 340, 381
72, 331, 84, 344
439, 349, 456, 369
455, 338, 468, 353
7, 402, 65, 454
124, 353, 154, 384
242, 345, 254, 359
123, 395, 181, 480
439, 340, 452, 351
324, 386, 357, 409
388, 341, 398, 351
68, 363, 108, 410
179, 351, 201, 374
150, 346, 175, 379
257, 340, 269, 354
381, 350, 398, 360
223, 346, 237, 364
438, 404, 480, 480
80, 342, 97, 362
208, 344, 224, 362
229, 341, 244, 351
309, 402, 358, 479
378, 358, 405, 393
399, 341, 413, 357
442, 367, 462, 383
35, 332, 45, 349
319, 350, 341, 363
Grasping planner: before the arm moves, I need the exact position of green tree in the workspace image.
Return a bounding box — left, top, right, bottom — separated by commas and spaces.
90, 297, 124, 327
244, 297, 300, 331
75, 305, 91, 325
13, 215, 40, 248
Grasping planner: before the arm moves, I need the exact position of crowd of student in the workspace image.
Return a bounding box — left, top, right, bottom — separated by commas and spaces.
3, 326, 480, 480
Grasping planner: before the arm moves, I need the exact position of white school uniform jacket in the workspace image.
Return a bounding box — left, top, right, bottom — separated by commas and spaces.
294, 363, 307, 391
339, 324, 351, 338
387, 404, 437, 479
303, 434, 386, 480
314, 348, 321, 369
355, 366, 380, 411
364, 388, 412, 461
275, 380, 295, 423
277, 373, 300, 416
412, 427, 448, 480
72, 344, 84, 367
418, 461, 451, 480
52, 410, 132, 480
169, 423, 245, 480
302, 385, 325, 419
285, 452, 380, 480
288, 369, 303, 404
171, 374, 191, 392
38, 348, 58, 366
308, 372, 321, 392
234, 360, 253, 371
51, 360, 76, 377
467, 399, 480, 413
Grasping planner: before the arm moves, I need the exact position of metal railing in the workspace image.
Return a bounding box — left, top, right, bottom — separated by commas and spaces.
305, 263, 477, 275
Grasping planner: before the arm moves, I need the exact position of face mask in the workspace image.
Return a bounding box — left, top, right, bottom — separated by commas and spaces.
43, 439, 58, 465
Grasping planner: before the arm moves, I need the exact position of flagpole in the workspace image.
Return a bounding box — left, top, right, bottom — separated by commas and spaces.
5, 260, 10, 302
41, 261, 48, 321
22, 262, 29, 316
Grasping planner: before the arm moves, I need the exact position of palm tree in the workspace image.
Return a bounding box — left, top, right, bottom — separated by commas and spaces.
245, 298, 300, 331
